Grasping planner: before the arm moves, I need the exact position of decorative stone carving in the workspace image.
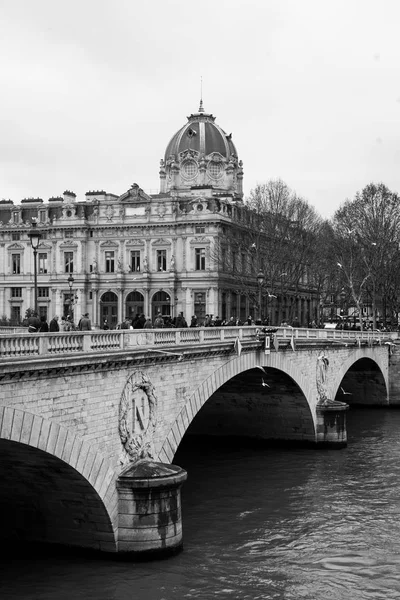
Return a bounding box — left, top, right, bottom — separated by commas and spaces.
119, 372, 158, 466
117, 255, 123, 273
105, 205, 114, 221
157, 204, 166, 218
316, 351, 346, 406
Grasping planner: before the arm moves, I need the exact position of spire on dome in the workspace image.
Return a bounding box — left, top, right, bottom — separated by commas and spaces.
198, 76, 204, 113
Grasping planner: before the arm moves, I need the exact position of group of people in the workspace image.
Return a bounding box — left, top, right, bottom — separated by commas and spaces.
27, 312, 92, 333
111, 312, 188, 330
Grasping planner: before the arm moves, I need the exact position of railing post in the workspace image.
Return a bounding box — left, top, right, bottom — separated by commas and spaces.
38, 335, 49, 355
199, 329, 204, 343
83, 333, 92, 353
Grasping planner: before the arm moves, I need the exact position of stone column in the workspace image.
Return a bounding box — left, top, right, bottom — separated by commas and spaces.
315, 403, 349, 448
51, 288, 58, 318
91, 287, 98, 327
117, 460, 187, 557
117, 285, 124, 322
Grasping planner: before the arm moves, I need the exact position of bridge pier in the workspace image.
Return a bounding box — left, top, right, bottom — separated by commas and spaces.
117, 460, 187, 558
315, 404, 349, 448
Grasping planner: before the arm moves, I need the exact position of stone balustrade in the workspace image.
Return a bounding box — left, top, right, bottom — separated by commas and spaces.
0, 326, 396, 359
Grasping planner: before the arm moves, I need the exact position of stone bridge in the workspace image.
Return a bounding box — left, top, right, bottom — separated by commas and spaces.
0, 326, 398, 558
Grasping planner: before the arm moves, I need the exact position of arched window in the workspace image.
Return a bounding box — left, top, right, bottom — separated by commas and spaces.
151, 291, 171, 321
100, 291, 118, 329
125, 291, 144, 320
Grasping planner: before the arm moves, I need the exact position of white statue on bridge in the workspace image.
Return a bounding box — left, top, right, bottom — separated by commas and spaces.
316, 351, 346, 406
118, 372, 158, 467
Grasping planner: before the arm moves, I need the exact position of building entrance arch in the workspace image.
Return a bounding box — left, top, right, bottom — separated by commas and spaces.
100, 291, 118, 329
125, 291, 144, 320
152, 291, 171, 322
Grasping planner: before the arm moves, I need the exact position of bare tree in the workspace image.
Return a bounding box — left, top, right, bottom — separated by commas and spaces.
214, 179, 323, 324
333, 183, 400, 329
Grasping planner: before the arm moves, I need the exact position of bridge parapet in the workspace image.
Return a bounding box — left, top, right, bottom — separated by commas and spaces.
0, 327, 396, 359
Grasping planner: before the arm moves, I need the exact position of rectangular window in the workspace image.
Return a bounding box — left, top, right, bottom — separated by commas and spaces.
195, 225, 205, 234
12, 254, 21, 274
64, 251, 74, 273
221, 249, 226, 269
105, 251, 115, 273
232, 251, 237, 272
194, 292, 206, 324
12, 212, 19, 224
11, 232, 20, 241
11, 306, 21, 323
39, 211, 46, 223
65, 230, 73, 239
11, 287, 22, 297
195, 248, 206, 271
38, 287, 49, 297
157, 250, 167, 271
130, 250, 141, 272
241, 253, 246, 274
40, 232, 47, 240
38, 252, 48, 274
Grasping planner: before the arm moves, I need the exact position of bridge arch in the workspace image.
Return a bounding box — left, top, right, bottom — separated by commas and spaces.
160, 351, 316, 462
331, 349, 389, 405
0, 406, 118, 552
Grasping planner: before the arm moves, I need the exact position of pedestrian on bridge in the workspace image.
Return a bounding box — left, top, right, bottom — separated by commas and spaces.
27, 311, 41, 333
79, 313, 92, 331
154, 312, 165, 328
38, 315, 49, 332
175, 312, 188, 328
49, 315, 59, 332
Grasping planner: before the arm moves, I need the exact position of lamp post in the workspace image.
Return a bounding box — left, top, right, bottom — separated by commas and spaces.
257, 270, 264, 323
340, 287, 346, 317
67, 274, 75, 319
319, 297, 324, 327
28, 219, 42, 314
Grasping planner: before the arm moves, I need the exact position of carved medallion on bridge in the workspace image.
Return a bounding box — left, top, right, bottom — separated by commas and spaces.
118, 372, 158, 466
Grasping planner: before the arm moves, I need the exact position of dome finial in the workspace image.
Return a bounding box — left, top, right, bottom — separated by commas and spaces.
198, 75, 204, 113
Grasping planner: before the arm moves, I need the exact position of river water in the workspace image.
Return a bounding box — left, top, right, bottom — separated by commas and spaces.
1, 408, 400, 600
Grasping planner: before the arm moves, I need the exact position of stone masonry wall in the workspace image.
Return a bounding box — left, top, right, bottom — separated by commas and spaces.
0, 345, 390, 469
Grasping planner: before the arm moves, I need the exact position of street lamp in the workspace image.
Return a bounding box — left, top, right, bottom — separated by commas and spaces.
67, 274, 75, 318
340, 287, 346, 316
28, 219, 42, 314
257, 270, 264, 323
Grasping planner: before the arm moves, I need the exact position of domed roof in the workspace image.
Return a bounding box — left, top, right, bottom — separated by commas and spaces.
164, 101, 238, 161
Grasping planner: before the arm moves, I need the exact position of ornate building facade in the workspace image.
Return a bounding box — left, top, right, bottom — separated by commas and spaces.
0, 102, 318, 327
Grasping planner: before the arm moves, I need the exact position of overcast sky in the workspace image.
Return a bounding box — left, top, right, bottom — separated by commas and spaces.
1, 0, 400, 219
